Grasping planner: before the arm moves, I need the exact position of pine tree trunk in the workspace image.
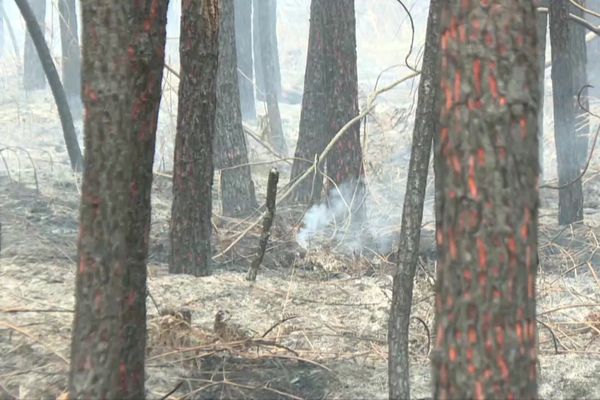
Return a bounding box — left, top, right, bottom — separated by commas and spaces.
536, 0, 548, 177
289, 0, 328, 205
234, 0, 256, 120
69, 1, 168, 398
216, 0, 258, 218
252, 0, 280, 100
255, 0, 287, 154
289, 0, 362, 210
586, 0, 600, 98
550, 0, 585, 225
23, 0, 46, 91
388, 1, 442, 398
321, 0, 363, 216
170, 0, 219, 276
570, 1, 589, 171
58, 0, 81, 101
432, 2, 539, 398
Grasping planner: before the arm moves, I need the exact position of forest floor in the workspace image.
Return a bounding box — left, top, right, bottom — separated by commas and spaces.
1, 78, 600, 399
2, 0, 600, 395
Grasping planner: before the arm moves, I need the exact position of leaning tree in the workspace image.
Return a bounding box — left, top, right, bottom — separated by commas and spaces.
170, 0, 220, 276
69, 1, 168, 398
432, 1, 540, 398
23, 0, 46, 90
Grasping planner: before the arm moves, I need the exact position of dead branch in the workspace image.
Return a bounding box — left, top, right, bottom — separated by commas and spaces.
247, 169, 279, 281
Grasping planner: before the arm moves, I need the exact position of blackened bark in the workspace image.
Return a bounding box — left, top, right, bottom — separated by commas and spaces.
289, 0, 328, 205
433, 2, 539, 398
58, 0, 81, 100
252, 0, 280, 99
14, 0, 82, 170
234, 0, 256, 119
537, 0, 548, 176
255, 0, 287, 154
170, 0, 219, 276
550, 0, 585, 224
388, 1, 442, 399
246, 168, 278, 282
23, 0, 46, 90
586, 0, 600, 97
570, 1, 589, 170
289, 0, 362, 210
69, 1, 168, 398
321, 0, 363, 216
216, 0, 258, 218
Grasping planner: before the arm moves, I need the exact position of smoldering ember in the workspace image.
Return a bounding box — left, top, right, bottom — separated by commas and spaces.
1, 1, 600, 399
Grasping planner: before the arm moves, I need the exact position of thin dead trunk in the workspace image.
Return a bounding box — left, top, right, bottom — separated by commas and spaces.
234, 0, 256, 120
58, 0, 81, 101
388, 1, 442, 399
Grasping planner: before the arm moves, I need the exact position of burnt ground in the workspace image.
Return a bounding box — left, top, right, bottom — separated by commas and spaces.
1, 2, 600, 394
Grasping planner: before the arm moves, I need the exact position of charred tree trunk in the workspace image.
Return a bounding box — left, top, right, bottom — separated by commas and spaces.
289, 0, 362, 211
58, 0, 81, 101
255, 0, 287, 154
586, 0, 600, 97
14, 0, 82, 170
170, 0, 219, 276
387, 1, 442, 398
537, 0, 548, 177
321, 0, 363, 218
570, 1, 589, 171
289, 0, 328, 205
69, 1, 168, 398
23, 0, 46, 91
252, 0, 280, 100
234, 0, 256, 120
216, 0, 258, 217
550, 0, 585, 224
432, 2, 539, 399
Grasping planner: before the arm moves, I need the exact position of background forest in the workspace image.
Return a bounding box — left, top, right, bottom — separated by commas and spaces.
1, 1, 600, 399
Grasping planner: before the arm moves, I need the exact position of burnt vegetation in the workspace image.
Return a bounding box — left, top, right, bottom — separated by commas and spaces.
1, 1, 600, 399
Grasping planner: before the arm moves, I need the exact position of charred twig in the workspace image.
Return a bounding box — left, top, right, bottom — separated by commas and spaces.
261, 314, 299, 338
158, 380, 184, 400
537, 319, 560, 355
247, 169, 279, 281
411, 316, 431, 355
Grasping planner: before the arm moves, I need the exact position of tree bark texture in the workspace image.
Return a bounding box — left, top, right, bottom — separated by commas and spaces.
536, 0, 547, 177
216, 0, 258, 218
570, 1, 590, 171
252, 0, 280, 99
321, 0, 363, 214
432, 2, 539, 399
234, 0, 256, 119
388, 1, 442, 399
170, 0, 219, 276
585, 0, 600, 97
289, 0, 363, 210
549, 0, 585, 225
58, 0, 81, 100
14, 0, 83, 170
23, 0, 46, 90
289, 0, 327, 205
69, 1, 168, 398
255, 0, 287, 154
